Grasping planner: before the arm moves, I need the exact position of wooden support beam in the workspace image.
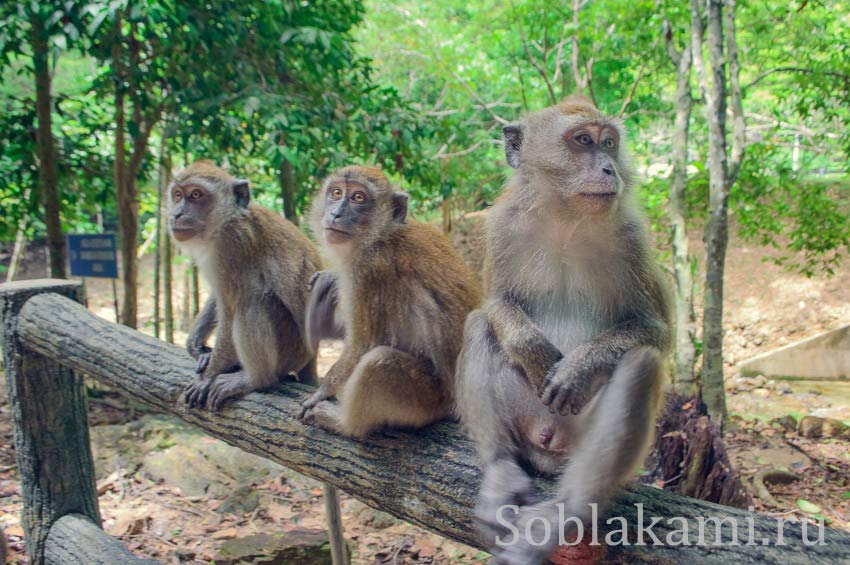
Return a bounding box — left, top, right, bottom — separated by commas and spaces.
0, 281, 101, 564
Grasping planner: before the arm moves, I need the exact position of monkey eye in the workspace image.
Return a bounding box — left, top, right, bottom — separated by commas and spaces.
190, 189, 202, 200
351, 191, 366, 204
173, 191, 183, 202
602, 138, 616, 149
329, 188, 343, 200
575, 134, 593, 145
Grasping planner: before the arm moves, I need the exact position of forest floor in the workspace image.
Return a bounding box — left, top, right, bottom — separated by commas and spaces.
0, 223, 848, 563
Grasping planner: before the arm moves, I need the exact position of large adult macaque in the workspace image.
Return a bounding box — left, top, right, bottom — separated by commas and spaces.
456, 96, 672, 564
167, 160, 321, 410
299, 166, 480, 437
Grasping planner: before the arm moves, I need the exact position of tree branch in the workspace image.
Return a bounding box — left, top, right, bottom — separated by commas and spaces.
743, 67, 850, 92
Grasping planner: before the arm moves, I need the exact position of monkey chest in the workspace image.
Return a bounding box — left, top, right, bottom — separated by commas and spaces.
530, 302, 609, 354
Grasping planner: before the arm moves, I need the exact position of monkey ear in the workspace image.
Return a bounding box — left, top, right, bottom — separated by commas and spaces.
503, 123, 524, 169
232, 179, 250, 208
391, 192, 409, 224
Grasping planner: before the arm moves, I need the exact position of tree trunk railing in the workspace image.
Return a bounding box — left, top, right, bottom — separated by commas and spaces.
1, 280, 849, 564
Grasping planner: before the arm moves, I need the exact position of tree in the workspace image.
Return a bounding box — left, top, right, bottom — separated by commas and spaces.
664, 18, 697, 396
690, 0, 745, 424
0, 3, 92, 278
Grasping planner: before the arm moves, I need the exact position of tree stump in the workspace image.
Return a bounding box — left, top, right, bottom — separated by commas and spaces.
644, 393, 752, 508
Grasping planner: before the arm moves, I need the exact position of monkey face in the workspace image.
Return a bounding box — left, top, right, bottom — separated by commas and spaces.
503, 96, 633, 213
321, 180, 376, 244
167, 161, 250, 243
313, 166, 409, 249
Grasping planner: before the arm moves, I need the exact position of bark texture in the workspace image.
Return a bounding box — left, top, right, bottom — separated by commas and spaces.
11, 290, 850, 563
0, 281, 99, 564
44, 514, 159, 565
665, 23, 697, 395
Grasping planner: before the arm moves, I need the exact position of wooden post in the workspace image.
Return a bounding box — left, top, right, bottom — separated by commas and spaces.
0, 280, 100, 564
323, 484, 348, 564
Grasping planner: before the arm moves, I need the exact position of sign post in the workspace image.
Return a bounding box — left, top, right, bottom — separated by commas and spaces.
67, 234, 119, 322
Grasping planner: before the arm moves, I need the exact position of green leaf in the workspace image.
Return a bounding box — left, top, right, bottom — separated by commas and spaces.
797, 499, 821, 514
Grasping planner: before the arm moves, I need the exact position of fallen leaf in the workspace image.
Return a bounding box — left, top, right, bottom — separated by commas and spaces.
211, 527, 238, 540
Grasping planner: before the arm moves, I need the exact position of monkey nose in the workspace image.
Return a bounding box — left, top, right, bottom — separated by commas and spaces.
602, 166, 615, 176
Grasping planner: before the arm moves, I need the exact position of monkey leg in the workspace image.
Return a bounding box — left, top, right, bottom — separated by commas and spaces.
297, 357, 319, 387
205, 298, 312, 411
457, 311, 540, 545
206, 370, 260, 411
183, 317, 239, 409
494, 347, 663, 565
334, 346, 450, 438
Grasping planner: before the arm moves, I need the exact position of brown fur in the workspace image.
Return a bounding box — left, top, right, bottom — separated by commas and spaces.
300, 166, 481, 437
169, 160, 322, 410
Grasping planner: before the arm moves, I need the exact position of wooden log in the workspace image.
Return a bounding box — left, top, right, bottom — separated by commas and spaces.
0, 280, 101, 564
14, 290, 850, 563
44, 514, 160, 564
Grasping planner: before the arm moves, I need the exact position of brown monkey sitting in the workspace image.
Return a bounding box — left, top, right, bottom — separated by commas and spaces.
298, 166, 480, 437
455, 96, 672, 564
167, 160, 321, 410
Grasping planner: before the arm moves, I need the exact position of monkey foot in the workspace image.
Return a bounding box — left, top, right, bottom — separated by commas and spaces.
491, 505, 561, 565
182, 376, 213, 409
206, 372, 253, 411
476, 460, 539, 548
297, 384, 334, 420
300, 400, 342, 434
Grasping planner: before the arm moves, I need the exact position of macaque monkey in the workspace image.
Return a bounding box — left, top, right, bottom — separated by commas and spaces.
167, 160, 321, 410
455, 96, 672, 564
298, 166, 480, 437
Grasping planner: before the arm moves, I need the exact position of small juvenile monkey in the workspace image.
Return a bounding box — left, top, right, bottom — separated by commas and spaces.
299, 166, 480, 437
167, 160, 321, 410
455, 96, 672, 564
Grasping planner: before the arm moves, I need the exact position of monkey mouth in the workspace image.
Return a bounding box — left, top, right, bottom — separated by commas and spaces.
170, 225, 198, 241
324, 226, 354, 243
579, 192, 617, 199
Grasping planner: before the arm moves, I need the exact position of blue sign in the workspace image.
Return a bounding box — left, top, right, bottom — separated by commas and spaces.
67, 234, 118, 278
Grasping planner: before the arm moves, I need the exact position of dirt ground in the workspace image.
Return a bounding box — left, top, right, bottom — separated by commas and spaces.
0, 223, 848, 562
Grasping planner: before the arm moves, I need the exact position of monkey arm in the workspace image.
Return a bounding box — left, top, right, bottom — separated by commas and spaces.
186, 297, 217, 372
485, 297, 563, 393
541, 316, 670, 415
306, 270, 345, 354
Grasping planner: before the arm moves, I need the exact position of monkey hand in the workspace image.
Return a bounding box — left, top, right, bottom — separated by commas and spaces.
195, 347, 213, 374
298, 384, 335, 420
308, 270, 336, 292
540, 357, 596, 416
186, 337, 209, 358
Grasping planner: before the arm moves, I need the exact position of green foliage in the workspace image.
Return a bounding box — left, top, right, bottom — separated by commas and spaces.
0, 0, 848, 284
734, 142, 850, 275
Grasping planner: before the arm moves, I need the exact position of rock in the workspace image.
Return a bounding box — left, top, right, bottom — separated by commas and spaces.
752, 388, 771, 398
93, 415, 287, 497
216, 485, 260, 515
777, 383, 793, 395
771, 415, 798, 432
752, 374, 768, 388
213, 529, 343, 565
797, 416, 850, 439
174, 548, 196, 562
350, 500, 399, 529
